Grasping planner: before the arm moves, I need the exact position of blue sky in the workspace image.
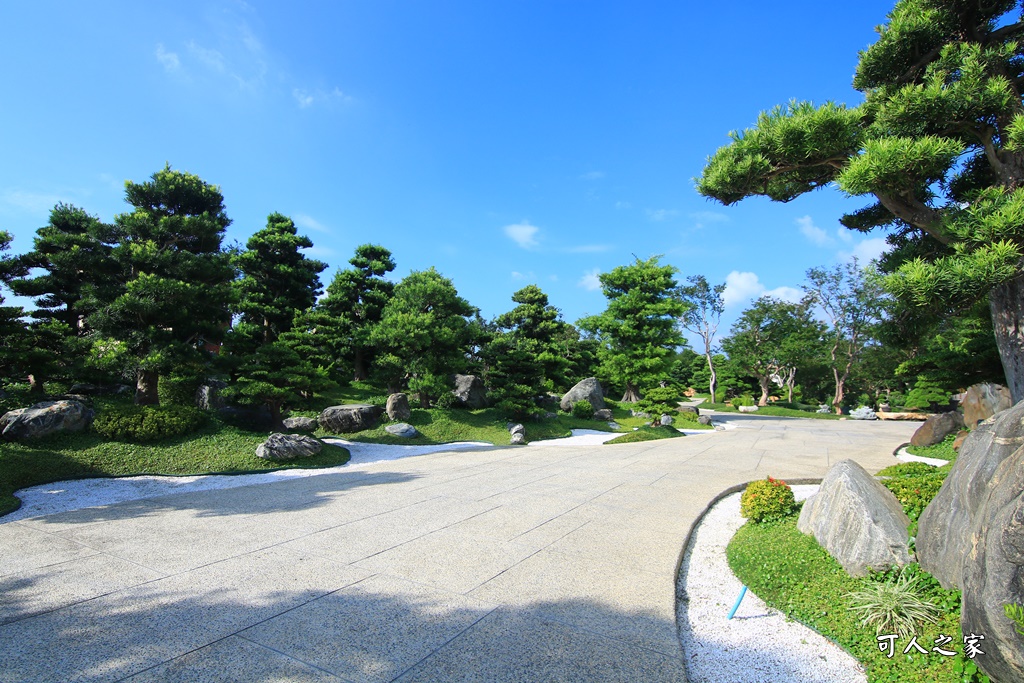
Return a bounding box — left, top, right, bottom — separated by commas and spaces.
1, 1, 900, 344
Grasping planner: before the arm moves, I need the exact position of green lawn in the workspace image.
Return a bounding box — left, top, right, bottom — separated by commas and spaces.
905, 433, 958, 461
701, 402, 842, 419
604, 425, 685, 444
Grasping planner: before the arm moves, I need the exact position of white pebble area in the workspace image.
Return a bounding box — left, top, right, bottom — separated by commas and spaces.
677, 484, 867, 683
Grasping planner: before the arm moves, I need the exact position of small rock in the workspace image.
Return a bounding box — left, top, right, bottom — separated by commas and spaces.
255, 433, 323, 461
952, 430, 969, 451
283, 416, 318, 432
738, 405, 759, 413
659, 414, 674, 426
386, 393, 411, 421
678, 405, 699, 416
607, 421, 620, 430
195, 380, 228, 411
510, 431, 526, 445
543, 411, 557, 419
508, 423, 525, 437
630, 409, 650, 418
849, 406, 877, 420
385, 422, 419, 438
697, 415, 713, 426
593, 408, 613, 420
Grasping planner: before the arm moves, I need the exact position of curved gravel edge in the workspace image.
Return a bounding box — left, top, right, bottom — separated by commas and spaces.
676, 485, 867, 683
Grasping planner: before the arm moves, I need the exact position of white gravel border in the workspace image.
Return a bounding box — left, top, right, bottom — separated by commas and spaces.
677, 485, 866, 683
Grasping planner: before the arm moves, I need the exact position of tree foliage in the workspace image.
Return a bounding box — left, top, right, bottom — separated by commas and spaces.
578, 256, 685, 401
698, 0, 1024, 401
87, 165, 235, 405
370, 267, 476, 405
232, 212, 326, 343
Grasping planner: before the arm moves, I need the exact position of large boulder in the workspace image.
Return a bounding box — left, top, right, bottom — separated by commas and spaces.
797, 459, 912, 577
960, 444, 1024, 683
962, 382, 1014, 429
318, 404, 382, 433
386, 393, 411, 421
282, 416, 318, 432
195, 379, 228, 411
385, 422, 419, 438
910, 411, 965, 447
255, 433, 323, 461
452, 374, 488, 409
917, 399, 1024, 589
560, 378, 605, 412
0, 400, 93, 440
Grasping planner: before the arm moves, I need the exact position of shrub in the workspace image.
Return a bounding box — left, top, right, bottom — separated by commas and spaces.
1004, 603, 1024, 637
846, 568, 941, 638
880, 470, 946, 523
93, 404, 207, 442
158, 373, 205, 407
570, 399, 595, 419
732, 395, 755, 407
633, 386, 682, 420
675, 409, 700, 425
434, 391, 460, 410
740, 476, 797, 523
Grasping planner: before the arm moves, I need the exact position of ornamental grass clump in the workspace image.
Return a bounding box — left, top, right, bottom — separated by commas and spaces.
740, 476, 797, 523
846, 569, 941, 638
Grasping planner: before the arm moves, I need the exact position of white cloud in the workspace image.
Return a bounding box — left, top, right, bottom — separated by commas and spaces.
723, 271, 802, 308
843, 237, 888, 264
299, 244, 336, 259
835, 227, 854, 244
504, 222, 540, 249
614, 201, 632, 210
293, 213, 330, 234
155, 44, 180, 72
187, 40, 228, 74
796, 215, 832, 246
580, 171, 605, 181
1, 189, 67, 214
690, 210, 729, 230
647, 208, 679, 222
293, 86, 353, 109
578, 268, 602, 291
511, 271, 535, 281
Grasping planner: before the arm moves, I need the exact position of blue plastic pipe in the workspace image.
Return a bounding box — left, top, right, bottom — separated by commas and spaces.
728, 586, 748, 619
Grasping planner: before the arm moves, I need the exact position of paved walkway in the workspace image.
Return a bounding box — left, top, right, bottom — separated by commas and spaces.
0, 415, 917, 682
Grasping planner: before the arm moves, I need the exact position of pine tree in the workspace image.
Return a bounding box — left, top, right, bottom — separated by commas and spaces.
88, 166, 235, 405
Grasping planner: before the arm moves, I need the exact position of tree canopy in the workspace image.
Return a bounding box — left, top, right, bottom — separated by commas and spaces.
697, 0, 1024, 401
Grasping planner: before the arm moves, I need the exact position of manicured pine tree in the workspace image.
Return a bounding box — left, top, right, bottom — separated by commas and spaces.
578, 256, 685, 402
224, 340, 331, 430
492, 284, 570, 392
87, 165, 235, 405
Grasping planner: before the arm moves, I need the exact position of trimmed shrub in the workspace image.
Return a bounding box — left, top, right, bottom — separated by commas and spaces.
94, 404, 207, 442
740, 476, 797, 523
571, 399, 595, 419
634, 386, 682, 420
434, 391, 460, 410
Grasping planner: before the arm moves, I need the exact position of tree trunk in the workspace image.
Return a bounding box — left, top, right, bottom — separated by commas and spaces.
353, 348, 368, 382
268, 401, 284, 431
621, 382, 641, 402
832, 367, 845, 415
990, 272, 1024, 403
786, 367, 796, 403
27, 374, 45, 395
758, 376, 770, 406
706, 352, 717, 401
135, 369, 160, 405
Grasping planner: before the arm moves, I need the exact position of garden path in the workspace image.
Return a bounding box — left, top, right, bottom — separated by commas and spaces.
0, 414, 916, 682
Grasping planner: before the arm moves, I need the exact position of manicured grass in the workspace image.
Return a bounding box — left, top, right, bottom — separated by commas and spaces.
702, 402, 842, 419
604, 425, 684, 444
0, 414, 350, 518
727, 517, 978, 683
906, 433, 958, 461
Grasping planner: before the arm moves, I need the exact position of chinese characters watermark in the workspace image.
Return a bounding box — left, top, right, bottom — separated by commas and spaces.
876, 633, 984, 659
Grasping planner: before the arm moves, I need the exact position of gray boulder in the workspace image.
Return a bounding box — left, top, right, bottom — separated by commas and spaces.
452, 374, 488, 409
319, 404, 382, 433
508, 423, 525, 437
386, 393, 411, 421
850, 406, 877, 421
962, 382, 1013, 429
960, 444, 1024, 683
510, 431, 526, 445
678, 405, 700, 416
593, 408, 613, 421
917, 399, 1024, 589
195, 379, 228, 411
797, 459, 912, 577
0, 400, 93, 440
255, 433, 323, 461
910, 411, 965, 447
738, 405, 758, 413
559, 378, 605, 412
385, 422, 419, 438
697, 415, 713, 426
659, 414, 674, 426
283, 416, 318, 432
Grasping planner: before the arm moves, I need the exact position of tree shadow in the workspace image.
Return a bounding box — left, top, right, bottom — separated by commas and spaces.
0, 574, 689, 682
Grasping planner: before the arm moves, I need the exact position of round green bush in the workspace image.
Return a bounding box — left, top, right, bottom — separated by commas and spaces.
434, 391, 459, 410
740, 476, 797, 523
93, 404, 207, 442
571, 399, 595, 419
